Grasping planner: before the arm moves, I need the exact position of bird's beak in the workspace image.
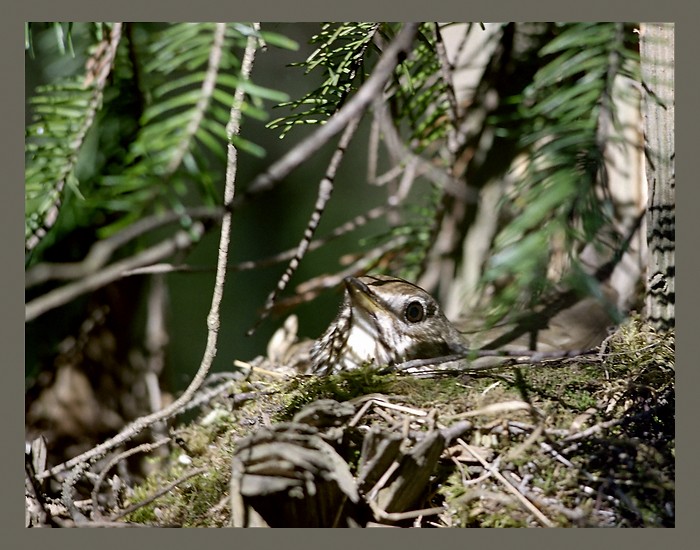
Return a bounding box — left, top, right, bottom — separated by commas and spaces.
344, 277, 380, 313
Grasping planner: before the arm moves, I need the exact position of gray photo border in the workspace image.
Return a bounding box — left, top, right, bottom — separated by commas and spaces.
6, 1, 693, 547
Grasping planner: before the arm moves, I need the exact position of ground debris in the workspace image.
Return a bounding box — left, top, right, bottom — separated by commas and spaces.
53, 316, 673, 528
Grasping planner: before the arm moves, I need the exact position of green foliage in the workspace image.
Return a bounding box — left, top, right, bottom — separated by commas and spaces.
25, 22, 78, 59
96, 23, 292, 235
385, 23, 453, 153
268, 22, 380, 137
25, 23, 116, 253
482, 22, 640, 321
25, 77, 97, 249
25, 22, 296, 254
26, 21, 645, 337
268, 22, 453, 153
267, 22, 462, 278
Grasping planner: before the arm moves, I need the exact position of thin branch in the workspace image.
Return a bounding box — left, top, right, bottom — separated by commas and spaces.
455, 437, 555, 527
25, 205, 223, 288
248, 115, 362, 335
37, 25, 262, 482
389, 346, 599, 375
374, 98, 477, 202
91, 437, 171, 520
143, 273, 169, 440
230, 205, 389, 271
111, 204, 390, 279
61, 462, 89, 523
368, 499, 446, 523
25, 222, 206, 322
447, 23, 476, 75
122, 205, 390, 277
236, 23, 419, 203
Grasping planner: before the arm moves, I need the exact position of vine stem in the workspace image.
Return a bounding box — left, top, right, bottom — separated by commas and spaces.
39, 23, 261, 482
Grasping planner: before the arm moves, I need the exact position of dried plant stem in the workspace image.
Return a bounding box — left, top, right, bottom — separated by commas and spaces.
91, 437, 172, 520
26, 222, 206, 322
249, 115, 362, 334
456, 438, 555, 527
37, 25, 262, 482
25, 206, 223, 288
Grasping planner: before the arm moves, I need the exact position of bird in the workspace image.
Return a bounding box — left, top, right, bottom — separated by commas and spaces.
259, 273, 616, 377
309, 274, 467, 376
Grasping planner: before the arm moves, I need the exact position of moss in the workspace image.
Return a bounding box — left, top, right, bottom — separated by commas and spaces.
275, 364, 395, 420
120, 315, 673, 527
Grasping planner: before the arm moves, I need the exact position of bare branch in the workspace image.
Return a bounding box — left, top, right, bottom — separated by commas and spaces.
248, 115, 362, 334
91, 437, 171, 520
25, 206, 223, 288
237, 23, 419, 202
25, 222, 207, 322
36, 24, 263, 482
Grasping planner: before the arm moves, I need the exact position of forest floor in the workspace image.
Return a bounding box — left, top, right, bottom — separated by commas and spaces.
116, 315, 674, 528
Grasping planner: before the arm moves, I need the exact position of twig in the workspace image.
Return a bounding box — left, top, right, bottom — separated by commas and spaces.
91, 437, 172, 520
232, 206, 389, 272
562, 418, 624, 442
26, 222, 206, 322
390, 346, 599, 374
237, 23, 419, 202
368, 500, 446, 523
455, 438, 555, 527
37, 24, 262, 482
374, 400, 428, 417
448, 400, 539, 420
183, 388, 269, 415
373, 99, 475, 202
120, 205, 390, 278
539, 440, 575, 468
248, 115, 363, 335
445, 23, 475, 76
25, 206, 223, 288
144, 273, 169, 440
61, 462, 90, 523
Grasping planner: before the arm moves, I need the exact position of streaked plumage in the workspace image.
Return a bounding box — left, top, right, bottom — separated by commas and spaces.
310, 275, 466, 375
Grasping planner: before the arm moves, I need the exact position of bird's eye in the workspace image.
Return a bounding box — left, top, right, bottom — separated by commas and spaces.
405, 301, 425, 323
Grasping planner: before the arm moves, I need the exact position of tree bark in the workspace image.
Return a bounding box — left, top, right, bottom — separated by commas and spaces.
640, 23, 675, 331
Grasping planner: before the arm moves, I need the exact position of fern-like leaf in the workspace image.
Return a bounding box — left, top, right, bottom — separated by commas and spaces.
95, 23, 292, 236
483, 22, 639, 321
25, 23, 121, 253
267, 22, 380, 137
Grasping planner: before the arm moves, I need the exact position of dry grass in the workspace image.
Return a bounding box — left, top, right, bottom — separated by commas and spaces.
120, 315, 674, 527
